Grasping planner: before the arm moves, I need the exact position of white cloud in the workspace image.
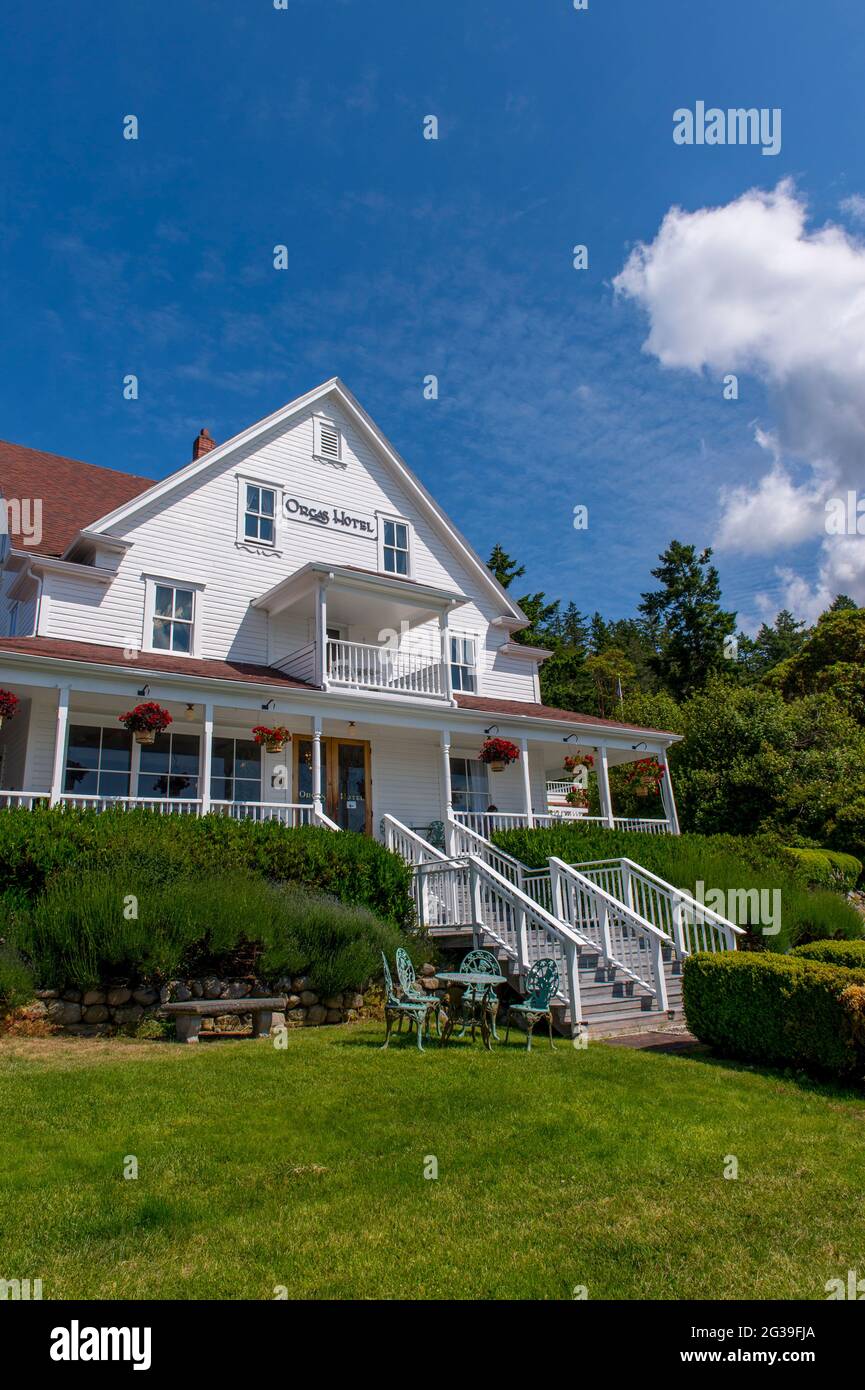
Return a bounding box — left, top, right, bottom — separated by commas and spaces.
613, 180, 865, 616
840, 193, 865, 225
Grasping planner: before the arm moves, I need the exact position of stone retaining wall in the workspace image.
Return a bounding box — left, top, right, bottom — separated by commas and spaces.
29, 974, 372, 1037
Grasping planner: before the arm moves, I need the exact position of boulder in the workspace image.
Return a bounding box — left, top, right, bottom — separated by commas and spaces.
325, 1009, 342, 1025
421, 963, 438, 978
83, 1005, 110, 1024
300, 990, 319, 1007
36, 988, 60, 1000
203, 977, 224, 999
61, 989, 82, 1003
286, 995, 301, 1009
112, 1003, 144, 1025
287, 1009, 306, 1024
291, 976, 309, 992
82, 990, 106, 1006
323, 995, 343, 1011
133, 988, 159, 1007
227, 981, 251, 999
191, 979, 205, 998
305, 1005, 327, 1025
107, 987, 132, 1007
47, 1000, 82, 1025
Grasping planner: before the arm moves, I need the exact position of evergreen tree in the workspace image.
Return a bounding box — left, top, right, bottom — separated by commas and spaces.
486, 544, 525, 591
638, 541, 737, 699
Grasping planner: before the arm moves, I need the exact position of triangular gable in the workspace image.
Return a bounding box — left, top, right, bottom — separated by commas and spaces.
80, 378, 527, 625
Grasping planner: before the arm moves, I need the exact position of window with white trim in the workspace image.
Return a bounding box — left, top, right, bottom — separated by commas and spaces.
211, 737, 262, 804
450, 756, 489, 812
243, 483, 276, 545
450, 634, 478, 692
382, 518, 410, 576
313, 416, 342, 463
65, 725, 132, 798
151, 583, 195, 654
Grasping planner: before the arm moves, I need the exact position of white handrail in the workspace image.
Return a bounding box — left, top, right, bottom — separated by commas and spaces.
326, 638, 446, 698
550, 857, 671, 1006
211, 800, 315, 826
383, 814, 450, 864
449, 813, 553, 911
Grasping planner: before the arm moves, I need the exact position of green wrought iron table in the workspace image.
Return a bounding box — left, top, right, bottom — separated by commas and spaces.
436, 971, 506, 1051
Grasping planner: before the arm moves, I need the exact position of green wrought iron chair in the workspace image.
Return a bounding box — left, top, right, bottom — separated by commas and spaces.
457, 948, 504, 1041
395, 946, 441, 1037
381, 952, 431, 1052
505, 957, 559, 1051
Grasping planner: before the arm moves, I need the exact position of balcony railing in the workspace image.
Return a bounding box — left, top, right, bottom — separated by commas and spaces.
452, 810, 672, 836
326, 638, 447, 699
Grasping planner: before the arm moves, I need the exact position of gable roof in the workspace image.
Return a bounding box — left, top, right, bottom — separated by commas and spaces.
0, 440, 153, 557
81, 378, 528, 626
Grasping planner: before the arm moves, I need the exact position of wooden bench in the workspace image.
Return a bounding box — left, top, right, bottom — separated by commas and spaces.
161, 997, 288, 1044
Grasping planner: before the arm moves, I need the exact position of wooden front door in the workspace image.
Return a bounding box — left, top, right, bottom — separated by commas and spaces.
293, 736, 372, 835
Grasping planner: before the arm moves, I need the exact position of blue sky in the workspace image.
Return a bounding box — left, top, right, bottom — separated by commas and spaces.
1, 0, 863, 629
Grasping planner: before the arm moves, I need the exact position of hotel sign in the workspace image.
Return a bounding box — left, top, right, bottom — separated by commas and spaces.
283, 492, 377, 538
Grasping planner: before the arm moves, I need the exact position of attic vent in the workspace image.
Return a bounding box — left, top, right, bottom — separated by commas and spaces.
314, 417, 342, 463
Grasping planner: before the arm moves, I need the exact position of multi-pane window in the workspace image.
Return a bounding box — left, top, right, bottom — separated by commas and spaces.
64, 725, 132, 798
210, 737, 262, 803
152, 584, 194, 653
138, 732, 200, 800
450, 634, 477, 692
244, 484, 276, 544
382, 519, 409, 576
449, 756, 489, 812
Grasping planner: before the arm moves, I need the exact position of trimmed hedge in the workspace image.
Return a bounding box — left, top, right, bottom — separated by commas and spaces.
782, 847, 862, 891
682, 952, 865, 1077
0, 808, 414, 929
792, 940, 865, 971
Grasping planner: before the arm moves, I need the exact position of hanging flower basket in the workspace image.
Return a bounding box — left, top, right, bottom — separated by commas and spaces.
478, 737, 521, 772
252, 724, 291, 754
118, 701, 173, 745
0, 689, 19, 730
623, 757, 665, 798
563, 753, 593, 774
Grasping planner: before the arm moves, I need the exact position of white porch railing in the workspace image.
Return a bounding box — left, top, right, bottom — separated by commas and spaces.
452, 810, 673, 836
211, 800, 316, 827
0, 792, 340, 829
326, 638, 447, 699
383, 814, 450, 867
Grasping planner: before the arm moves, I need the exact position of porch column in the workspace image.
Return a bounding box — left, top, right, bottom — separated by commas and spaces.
596, 744, 615, 829
200, 702, 214, 814
315, 582, 329, 689
439, 609, 454, 702
312, 714, 324, 818
440, 729, 455, 854
657, 747, 681, 835
519, 737, 534, 828
48, 685, 70, 806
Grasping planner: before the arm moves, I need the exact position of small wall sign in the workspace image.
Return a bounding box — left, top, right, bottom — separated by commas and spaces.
284, 492, 377, 538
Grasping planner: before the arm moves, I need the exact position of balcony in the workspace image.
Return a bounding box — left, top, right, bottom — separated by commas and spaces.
326, 637, 447, 698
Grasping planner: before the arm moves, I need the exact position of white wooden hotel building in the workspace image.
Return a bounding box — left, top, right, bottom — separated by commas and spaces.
0, 379, 681, 847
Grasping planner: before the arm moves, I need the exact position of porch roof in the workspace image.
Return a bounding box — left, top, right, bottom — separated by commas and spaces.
453, 692, 679, 740
0, 636, 317, 692
251, 561, 466, 617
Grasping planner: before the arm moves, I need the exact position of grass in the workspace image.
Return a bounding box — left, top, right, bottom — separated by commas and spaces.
2, 1024, 865, 1300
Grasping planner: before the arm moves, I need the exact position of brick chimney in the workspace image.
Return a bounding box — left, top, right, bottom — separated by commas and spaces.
192, 428, 216, 461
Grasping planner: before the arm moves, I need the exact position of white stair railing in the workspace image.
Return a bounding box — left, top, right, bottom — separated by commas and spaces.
413, 853, 589, 1031
449, 813, 553, 911
549, 857, 672, 1008
573, 857, 744, 953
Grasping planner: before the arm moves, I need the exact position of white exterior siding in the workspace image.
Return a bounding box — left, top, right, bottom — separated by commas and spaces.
34, 399, 539, 701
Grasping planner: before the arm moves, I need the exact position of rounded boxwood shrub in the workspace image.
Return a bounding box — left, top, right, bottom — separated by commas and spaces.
682, 951, 865, 1077
782, 847, 863, 891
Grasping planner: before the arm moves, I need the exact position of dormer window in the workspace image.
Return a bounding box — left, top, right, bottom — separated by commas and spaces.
244, 484, 276, 545
381, 518, 410, 576
313, 416, 342, 463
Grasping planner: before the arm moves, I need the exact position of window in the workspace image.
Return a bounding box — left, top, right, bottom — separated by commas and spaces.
138, 731, 200, 800
450, 756, 489, 812
151, 583, 195, 654
244, 483, 276, 545
64, 725, 132, 798
313, 416, 342, 463
210, 737, 262, 804
382, 518, 410, 576
7, 601, 18, 637
450, 634, 478, 692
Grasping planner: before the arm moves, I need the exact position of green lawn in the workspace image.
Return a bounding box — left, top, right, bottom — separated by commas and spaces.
1, 1024, 864, 1300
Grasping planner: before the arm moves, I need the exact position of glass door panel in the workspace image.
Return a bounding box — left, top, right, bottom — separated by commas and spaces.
334, 742, 368, 833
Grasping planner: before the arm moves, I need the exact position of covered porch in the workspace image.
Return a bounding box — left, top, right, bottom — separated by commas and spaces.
0, 666, 680, 840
